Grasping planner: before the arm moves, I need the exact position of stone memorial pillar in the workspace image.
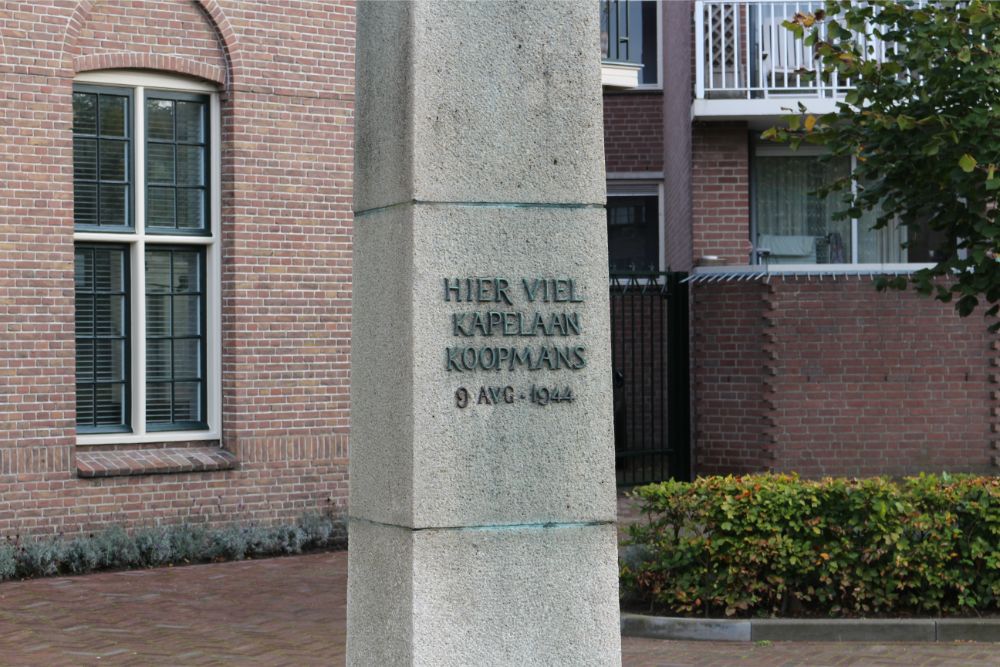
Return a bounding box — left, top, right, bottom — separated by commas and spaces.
349, 2, 620, 664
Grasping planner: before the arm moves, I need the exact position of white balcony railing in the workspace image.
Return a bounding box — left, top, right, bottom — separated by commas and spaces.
694, 0, 898, 103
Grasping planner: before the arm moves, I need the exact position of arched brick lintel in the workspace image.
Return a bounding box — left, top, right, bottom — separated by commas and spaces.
63, 0, 240, 89
74, 53, 225, 86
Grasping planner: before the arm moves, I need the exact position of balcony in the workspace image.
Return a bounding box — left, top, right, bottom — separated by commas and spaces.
601, 0, 659, 90
693, 0, 895, 119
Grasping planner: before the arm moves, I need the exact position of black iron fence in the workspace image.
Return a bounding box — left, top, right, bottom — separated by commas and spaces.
610, 272, 691, 485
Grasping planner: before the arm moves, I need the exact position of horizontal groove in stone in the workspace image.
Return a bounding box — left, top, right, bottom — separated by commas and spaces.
354, 199, 606, 217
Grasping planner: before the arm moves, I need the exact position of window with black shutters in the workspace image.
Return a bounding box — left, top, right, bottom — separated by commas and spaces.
74, 245, 129, 431
71, 72, 218, 442
73, 87, 132, 230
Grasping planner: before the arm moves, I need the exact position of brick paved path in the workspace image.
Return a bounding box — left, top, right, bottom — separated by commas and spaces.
0, 551, 996, 666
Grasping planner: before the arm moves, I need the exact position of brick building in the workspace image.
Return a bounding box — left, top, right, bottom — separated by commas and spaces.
602, 0, 996, 480
1, 0, 994, 541
1, 0, 354, 537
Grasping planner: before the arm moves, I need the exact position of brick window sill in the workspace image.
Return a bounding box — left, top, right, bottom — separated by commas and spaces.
76, 446, 237, 478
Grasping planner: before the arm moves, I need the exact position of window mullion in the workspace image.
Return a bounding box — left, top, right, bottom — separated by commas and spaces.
133, 86, 147, 435
132, 239, 146, 435
135, 87, 145, 237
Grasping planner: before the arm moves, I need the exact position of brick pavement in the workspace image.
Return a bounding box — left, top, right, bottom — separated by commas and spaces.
0, 550, 997, 666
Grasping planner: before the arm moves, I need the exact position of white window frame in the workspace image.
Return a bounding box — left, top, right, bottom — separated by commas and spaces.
750, 143, 934, 269
74, 70, 221, 446
606, 177, 666, 274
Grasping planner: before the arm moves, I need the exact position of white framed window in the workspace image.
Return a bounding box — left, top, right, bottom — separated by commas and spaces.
751, 143, 944, 267
73, 70, 221, 445
600, 0, 663, 89
606, 179, 665, 273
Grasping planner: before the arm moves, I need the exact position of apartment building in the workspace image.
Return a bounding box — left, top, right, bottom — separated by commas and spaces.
602, 0, 996, 480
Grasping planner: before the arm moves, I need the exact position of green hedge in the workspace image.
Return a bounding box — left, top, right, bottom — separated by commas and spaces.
621, 474, 1000, 618
0, 512, 346, 582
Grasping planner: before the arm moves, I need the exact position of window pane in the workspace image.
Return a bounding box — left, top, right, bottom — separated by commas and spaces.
73, 138, 97, 181
146, 383, 172, 423
753, 156, 851, 264
76, 385, 95, 426
73, 93, 97, 135
94, 383, 124, 426
176, 145, 204, 186
147, 99, 174, 141
638, 1, 658, 84
146, 339, 171, 380
95, 339, 125, 382
176, 189, 205, 230
147, 187, 175, 228
145, 252, 171, 293
858, 209, 906, 264
147, 143, 175, 184
76, 340, 94, 383
172, 295, 200, 336
99, 95, 128, 137
146, 295, 170, 336
75, 295, 94, 337
174, 339, 200, 379
74, 247, 93, 290
74, 88, 131, 230
146, 93, 209, 235
94, 247, 125, 291
173, 382, 201, 423
172, 251, 200, 292
99, 185, 128, 227
99, 140, 127, 181
94, 295, 125, 337
74, 182, 98, 227
607, 195, 659, 273
75, 244, 128, 431
144, 247, 206, 429
176, 101, 204, 143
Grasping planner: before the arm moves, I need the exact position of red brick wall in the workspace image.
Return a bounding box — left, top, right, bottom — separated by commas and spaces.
692, 282, 771, 475
693, 279, 997, 478
692, 121, 750, 265
0, 0, 353, 537
603, 92, 663, 174
765, 279, 994, 477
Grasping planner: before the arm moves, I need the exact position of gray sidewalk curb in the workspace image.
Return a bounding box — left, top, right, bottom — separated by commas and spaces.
620, 613, 1000, 642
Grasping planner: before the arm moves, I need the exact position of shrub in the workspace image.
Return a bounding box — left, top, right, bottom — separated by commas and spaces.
0, 512, 346, 583
0, 542, 15, 580
621, 474, 1000, 618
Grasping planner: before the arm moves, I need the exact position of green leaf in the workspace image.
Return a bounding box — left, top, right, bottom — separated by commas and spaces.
782, 20, 805, 39
959, 154, 977, 173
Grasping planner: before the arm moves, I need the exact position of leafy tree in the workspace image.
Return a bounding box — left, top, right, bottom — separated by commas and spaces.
763, 0, 1000, 327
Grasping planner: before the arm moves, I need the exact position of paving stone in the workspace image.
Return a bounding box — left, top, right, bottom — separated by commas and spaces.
0, 551, 994, 666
